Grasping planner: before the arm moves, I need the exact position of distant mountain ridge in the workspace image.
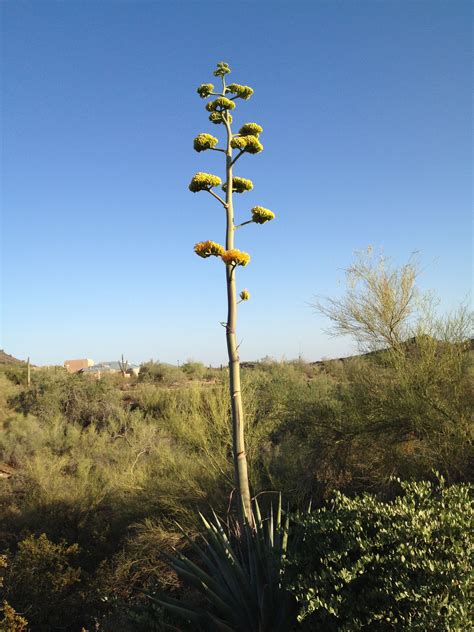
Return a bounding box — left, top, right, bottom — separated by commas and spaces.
0, 350, 25, 365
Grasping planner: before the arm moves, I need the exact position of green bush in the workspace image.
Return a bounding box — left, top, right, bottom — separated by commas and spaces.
8, 370, 123, 428
289, 478, 473, 631
3, 534, 83, 630
138, 362, 186, 386
181, 361, 206, 380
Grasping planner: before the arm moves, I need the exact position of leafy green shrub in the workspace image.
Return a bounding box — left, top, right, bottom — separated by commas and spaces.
3, 534, 83, 630
181, 361, 206, 381
8, 370, 123, 428
138, 362, 186, 386
4, 365, 27, 386
0, 556, 29, 632
0, 601, 28, 631
289, 478, 473, 631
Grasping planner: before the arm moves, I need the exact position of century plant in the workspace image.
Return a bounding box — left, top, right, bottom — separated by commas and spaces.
190, 62, 275, 522
156, 496, 297, 631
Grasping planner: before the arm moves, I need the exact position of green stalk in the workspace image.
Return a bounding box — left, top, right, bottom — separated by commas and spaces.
221, 80, 252, 525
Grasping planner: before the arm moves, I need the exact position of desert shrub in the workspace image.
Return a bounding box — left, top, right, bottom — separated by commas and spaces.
138, 362, 186, 386
3, 365, 27, 386
181, 361, 206, 380
0, 556, 29, 632
3, 534, 83, 631
8, 370, 124, 428
289, 478, 473, 631
0, 601, 28, 631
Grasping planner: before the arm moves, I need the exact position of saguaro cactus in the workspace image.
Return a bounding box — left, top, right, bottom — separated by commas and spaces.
118, 354, 129, 377
190, 62, 275, 522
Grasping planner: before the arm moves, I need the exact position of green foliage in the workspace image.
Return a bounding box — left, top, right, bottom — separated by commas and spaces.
138, 361, 186, 386
3, 534, 82, 630
0, 302, 471, 630
8, 370, 123, 428
0, 556, 29, 632
289, 478, 473, 631
158, 497, 297, 631
181, 361, 206, 380
0, 601, 28, 632
4, 365, 27, 386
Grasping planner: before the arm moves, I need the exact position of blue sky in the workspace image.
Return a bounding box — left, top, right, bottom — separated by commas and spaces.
1, 0, 472, 366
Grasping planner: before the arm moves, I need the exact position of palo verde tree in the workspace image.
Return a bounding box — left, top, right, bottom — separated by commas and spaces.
189, 62, 275, 522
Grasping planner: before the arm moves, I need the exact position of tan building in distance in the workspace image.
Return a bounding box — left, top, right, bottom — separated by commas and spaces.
64, 358, 95, 373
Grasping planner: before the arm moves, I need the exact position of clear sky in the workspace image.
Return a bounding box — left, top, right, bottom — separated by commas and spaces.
1, 0, 472, 366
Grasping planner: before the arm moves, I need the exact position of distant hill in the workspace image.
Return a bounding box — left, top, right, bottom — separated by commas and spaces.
0, 350, 25, 365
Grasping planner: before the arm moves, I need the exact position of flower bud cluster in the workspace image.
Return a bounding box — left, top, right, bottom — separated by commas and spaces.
221, 249, 251, 267
197, 83, 214, 98
206, 97, 236, 112
238, 123, 263, 137
189, 172, 222, 192
209, 112, 233, 125
251, 206, 275, 224
193, 133, 218, 152
213, 61, 231, 77
222, 177, 253, 194
239, 289, 250, 301
230, 135, 263, 154
194, 240, 225, 258
226, 83, 254, 100
194, 244, 251, 267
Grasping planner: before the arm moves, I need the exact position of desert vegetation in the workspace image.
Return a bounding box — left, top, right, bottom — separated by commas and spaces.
0, 252, 472, 629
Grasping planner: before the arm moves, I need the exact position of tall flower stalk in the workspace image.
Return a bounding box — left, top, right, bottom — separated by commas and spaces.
190, 62, 275, 523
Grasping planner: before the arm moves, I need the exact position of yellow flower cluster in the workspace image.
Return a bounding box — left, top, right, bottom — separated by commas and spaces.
194, 240, 225, 258
209, 112, 233, 125
197, 83, 214, 98
222, 176, 254, 193
206, 97, 236, 112
226, 83, 254, 100
193, 133, 218, 152
214, 61, 231, 77
221, 249, 251, 267
251, 206, 275, 224
239, 289, 250, 301
189, 172, 222, 192
239, 122, 263, 137
231, 135, 263, 154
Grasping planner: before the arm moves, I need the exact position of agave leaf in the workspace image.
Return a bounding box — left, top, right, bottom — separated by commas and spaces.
206, 611, 240, 632
274, 494, 282, 550
268, 502, 274, 548
153, 595, 202, 624
165, 555, 237, 614
254, 497, 263, 528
